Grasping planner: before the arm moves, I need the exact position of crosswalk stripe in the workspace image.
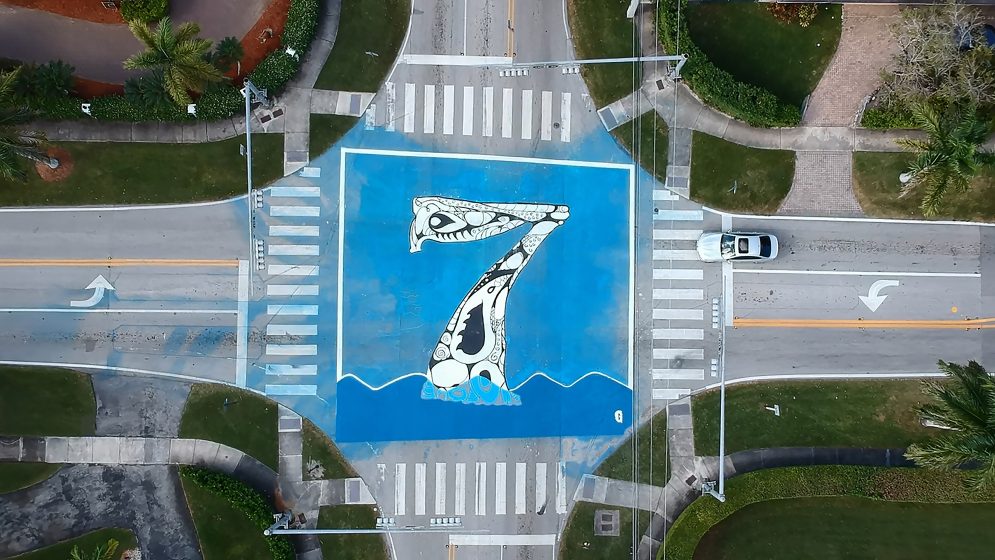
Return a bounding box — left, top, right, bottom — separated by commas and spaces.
556, 462, 567, 514
269, 244, 319, 256
540, 91, 552, 141
653, 388, 691, 400
269, 225, 319, 237
264, 384, 316, 395
435, 463, 447, 515
653, 328, 705, 340
266, 324, 317, 336
653, 308, 704, 320
270, 205, 320, 217
654, 229, 702, 240
455, 463, 466, 516
267, 264, 318, 277
475, 462, 487, 515
364, 103, 375, 130
653, 348, 705, 360
462, 86, 474, 136
521, 90, 533, 140
653, 189, 680, 201
415, 463, 426, 516
653, 269, 704, 280
560, 92, 571, 143
482, 86, 494, 137
266, 344, 317, 356
501, 88, 513, 138
265, 364, 317, 376
270, 186, 320, 197
266, 284, 319, 296
652, 368, 705, 380
404, 83, 415, 133
423, 85, 435, 134
395, 464, 406, 516
385, 82, 396, 132
656, 209, 703, 221
653, 288, 704, 300
266, 304, 319, 316
515, 462, 526, 514
442, 85, 455, 135
535, 462, 547, 514
495, 462, 507, 515
654, 249, 699, 261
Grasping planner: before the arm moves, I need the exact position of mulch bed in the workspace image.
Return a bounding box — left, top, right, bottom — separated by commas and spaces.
34, 147, 74, 182
74, 77, 125, 98
231, 0, 292, 82
0, 0, 125, 24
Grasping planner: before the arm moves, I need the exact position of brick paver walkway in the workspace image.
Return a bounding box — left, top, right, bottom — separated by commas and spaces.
778, 151, 864, 217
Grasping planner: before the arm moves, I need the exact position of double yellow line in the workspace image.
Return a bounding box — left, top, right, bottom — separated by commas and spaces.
506, 0, 516, 57
734, 317, 995, 330
0, 258, 239, 268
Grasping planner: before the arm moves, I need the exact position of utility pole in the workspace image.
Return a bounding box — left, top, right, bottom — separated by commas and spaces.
241, 79, 269, 288
702, 298, 727, 502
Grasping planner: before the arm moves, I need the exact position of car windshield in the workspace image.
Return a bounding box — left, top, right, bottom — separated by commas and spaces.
720, 234, 736, 257
760, 236, 772, 257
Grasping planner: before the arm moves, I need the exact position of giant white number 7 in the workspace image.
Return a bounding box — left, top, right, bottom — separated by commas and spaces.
409, 196, 570, 393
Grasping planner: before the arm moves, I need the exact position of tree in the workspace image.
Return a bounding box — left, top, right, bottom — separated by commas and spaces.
69, 538, 118, 560
124, 70, 174, 112
0, 68, 58, 181
123, 17, 223, 106
213, 36, 245, 75
898, 99, 994, 216
907, 361, 995, 490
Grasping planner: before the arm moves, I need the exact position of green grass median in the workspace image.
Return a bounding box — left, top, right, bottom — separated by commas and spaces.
690, 132, 794, 213
567, 0, 641, 108
314, 0, 410, 92
178, 385, 278, 471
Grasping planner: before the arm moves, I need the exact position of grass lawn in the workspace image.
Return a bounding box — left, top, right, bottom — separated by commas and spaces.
9, 528, 137, 560
0, 366, 95, 494
302, 419, 356, 480
612, 112, 669, 186
690, 132, 794, 213
559, 501, 645, 560
0, 135, 284, 207
314, 0, 410, 92
178, 384, 278, 471
309, 114, 358, 157
695, 496, 995, 560
852, 151, 995, 222
693, 380, 932, 456
687, 3, 842, 107
180, 477, 273, 560
567, 0, 642, 107
594, 410, 669, 487
317, 505, 388, 560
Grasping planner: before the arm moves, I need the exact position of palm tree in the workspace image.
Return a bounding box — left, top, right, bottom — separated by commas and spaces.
213, 36, 245, 75
898, 99, 995, 216
0, 68, 58, 181
69, 538, 118, 560
906, 360, 995, 490
123, 17, 223, 106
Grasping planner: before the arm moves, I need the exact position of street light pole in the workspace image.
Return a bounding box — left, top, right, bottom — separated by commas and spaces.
241, 79, 269, 291
703, 298, 727, 502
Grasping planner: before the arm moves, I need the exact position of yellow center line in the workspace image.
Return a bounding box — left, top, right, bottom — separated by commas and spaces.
0, 258, 240, 268
506, 0, 516, 57
734, 317, 995, 330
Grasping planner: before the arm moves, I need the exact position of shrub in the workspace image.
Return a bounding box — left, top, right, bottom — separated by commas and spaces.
35, 60, 75, 98
197, 83, 244, 120
180, 466, 295, 560
861, 103, 916, 129
797, 4, 818, 27
124, 71, 174, 113
120, 0, 169, 23
282, 0, 321, 53
249, 51, 299, 92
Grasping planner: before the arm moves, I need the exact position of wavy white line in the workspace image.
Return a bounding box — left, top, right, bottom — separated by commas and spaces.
338, 370, 631, 392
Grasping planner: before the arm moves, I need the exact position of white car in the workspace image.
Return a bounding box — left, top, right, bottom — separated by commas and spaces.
696, 232, 778, 262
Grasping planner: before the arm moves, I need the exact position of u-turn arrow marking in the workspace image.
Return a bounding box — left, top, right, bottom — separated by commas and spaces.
69, 275, 115, 308
859, 279, 900, 313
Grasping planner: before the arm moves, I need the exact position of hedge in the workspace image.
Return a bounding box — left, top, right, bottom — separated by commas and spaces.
861, 103, 917, 129
658, 0, 801, 128
180, 466, 295, 560
25, 0, 320, 123
120, 0, 170, 22
662, 465, 995, 560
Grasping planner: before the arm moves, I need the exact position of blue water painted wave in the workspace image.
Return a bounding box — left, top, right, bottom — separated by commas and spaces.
421, 377, 522, 406
336, 372, 633, 442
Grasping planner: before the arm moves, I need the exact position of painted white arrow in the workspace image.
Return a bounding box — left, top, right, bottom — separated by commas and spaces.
859, 279, 900, 312
69, 275, 115, 308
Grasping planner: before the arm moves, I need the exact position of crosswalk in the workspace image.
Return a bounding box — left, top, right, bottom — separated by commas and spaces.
366, 82, 573, 143
260, 181, 323, 397
375, 461, 569, 518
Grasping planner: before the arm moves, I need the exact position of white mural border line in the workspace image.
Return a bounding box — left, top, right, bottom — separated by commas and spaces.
336, 147, 637, 389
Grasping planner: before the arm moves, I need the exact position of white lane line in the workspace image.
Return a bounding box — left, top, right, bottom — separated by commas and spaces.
435, 463, 447, 515
501, 88, 513, 138
267, 264, 319, 276
269, 225, 319, 237
475, 461, 487, 515
267, 284, 319, 296
653, 348, 705, 360
653, 288, 704, 300
423, 84, 436, 134
449, 534, 557, 546
535, 462, 547, 514
520, 89, 533, 140
401, 54, 512, 65
268, 244, 319, 256
560, 92, 571, 142
654, 229, 702, 240
0, 308, 236, 314
462, 86, 474, 136
385, 81, 396, 132
266, 324, 317, 336
404, 83, 415, 133
266, 304, 319, 316
482, 86, 493, 137
656, 209, 703, 221
495, 462, 507, 515
653, 249, 700, 261
236, 260, 248, 387
556, 462, 566, 514
653, 388, 690, 400
415, 463, 426, 516
395, 463, 406, 516
455, 463, 466, 516
652, 368, 705, 380
264, 384, 316, 396
442, 85, 455, 135
270, 206, 320, 217
265, 364, 318, 376
653, 328, 705, 340
653, 308, 704, 320
265, 344, 318, 356
270, 186, 320, 197
515, 462, 526, 514
734, 269, 981, 278
540, 91, 552, 141
653, 269, 704, 280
